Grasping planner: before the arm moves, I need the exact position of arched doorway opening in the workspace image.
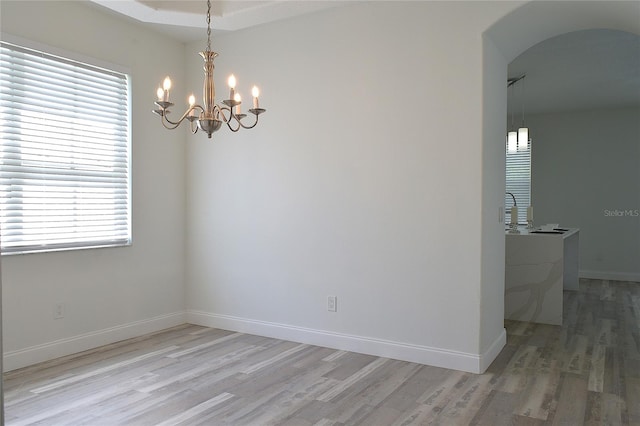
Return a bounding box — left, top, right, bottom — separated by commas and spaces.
478, 1, 640, 367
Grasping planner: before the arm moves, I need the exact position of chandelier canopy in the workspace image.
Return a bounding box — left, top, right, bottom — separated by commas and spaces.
152, 0, 265, 138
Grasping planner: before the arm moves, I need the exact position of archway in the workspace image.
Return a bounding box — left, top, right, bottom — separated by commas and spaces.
479, 1, 640, 363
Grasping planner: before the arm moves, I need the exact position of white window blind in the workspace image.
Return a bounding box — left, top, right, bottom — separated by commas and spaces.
505, 142, 531, 224
0, 41, 131, 254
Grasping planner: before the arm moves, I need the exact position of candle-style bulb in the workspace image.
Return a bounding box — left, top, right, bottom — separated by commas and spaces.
156, 87, 164, 101
188, 94, 196, 118
234, 93, 241, 114
228, 75, 236, 101
252, 86, 260, 109
163, 76, 172, 91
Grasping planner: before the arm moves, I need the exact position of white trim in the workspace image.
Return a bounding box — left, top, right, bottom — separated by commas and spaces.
187, 310, 505, 374
580, 270, 640, 283
478, 328, 507, 373
87, 1, 346, 33
3, 312, 186, 371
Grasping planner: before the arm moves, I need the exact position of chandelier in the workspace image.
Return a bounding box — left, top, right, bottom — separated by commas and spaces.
152, 0, 265, 138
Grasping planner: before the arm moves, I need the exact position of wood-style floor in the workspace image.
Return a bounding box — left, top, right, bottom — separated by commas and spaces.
4, 278, 639, 425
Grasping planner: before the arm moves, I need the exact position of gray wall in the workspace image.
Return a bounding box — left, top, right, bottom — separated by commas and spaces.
530, 107, 640, 281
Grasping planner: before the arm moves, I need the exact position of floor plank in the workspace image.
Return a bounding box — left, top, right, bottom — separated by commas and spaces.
4, 278, 638, 425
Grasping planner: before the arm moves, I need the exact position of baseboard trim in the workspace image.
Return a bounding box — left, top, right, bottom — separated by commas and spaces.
187, 310, 503, 374
4, 311, 187, 371
478, 328, 507, 373
580, 270, 640, 282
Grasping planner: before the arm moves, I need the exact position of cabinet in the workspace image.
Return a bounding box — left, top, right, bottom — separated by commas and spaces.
505, 228, 579, 325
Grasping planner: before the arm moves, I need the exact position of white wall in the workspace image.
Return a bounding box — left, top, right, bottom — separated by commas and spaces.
2, 0, 637, 375
1, 1, 187, 370
185, 0, 640, 373
481, 35, 509, 357
530, 107, 640, 281
185, 1, 515, 373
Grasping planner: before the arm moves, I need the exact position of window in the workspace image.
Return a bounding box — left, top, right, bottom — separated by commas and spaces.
505, 142, 531, 224
0, 41, 131, 254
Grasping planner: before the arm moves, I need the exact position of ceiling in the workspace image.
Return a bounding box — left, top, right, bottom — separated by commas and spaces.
508, 29, 640, 115
88, 0, 347, 40
88, 2, 640, 115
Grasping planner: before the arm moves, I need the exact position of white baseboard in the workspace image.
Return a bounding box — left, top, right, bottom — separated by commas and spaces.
479, 328, 507, 373
4, 311, 186, 371
187, 310, 505, 374
580, 270, 640, 282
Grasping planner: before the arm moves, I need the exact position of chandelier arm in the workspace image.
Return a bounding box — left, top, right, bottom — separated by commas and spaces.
225, 119, 242, 132
160, 115, 183, 130
214, 104, 263, 131
216, 106, 241, 132
162, 105, 204, 127
211, 104, 222, 119
204, 104, 240, 132
190, 119, 199, 134
215, 105, 233, 123
236, 115, 260, 130
217, 105, 243, 131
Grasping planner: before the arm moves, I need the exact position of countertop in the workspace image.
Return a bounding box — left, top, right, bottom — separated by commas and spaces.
505, 227, 579, 239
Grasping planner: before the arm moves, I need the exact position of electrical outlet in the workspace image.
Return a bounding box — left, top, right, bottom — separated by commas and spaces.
54, 303, 65, 319
327, 296, 337, 312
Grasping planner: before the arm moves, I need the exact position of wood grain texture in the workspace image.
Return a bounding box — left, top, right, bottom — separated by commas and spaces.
4, 278, 638, 425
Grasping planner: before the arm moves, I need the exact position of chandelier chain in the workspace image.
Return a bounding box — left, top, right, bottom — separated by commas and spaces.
206, 0, 212, 52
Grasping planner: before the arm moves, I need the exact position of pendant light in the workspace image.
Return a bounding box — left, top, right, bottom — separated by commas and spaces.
507, 83, 517, 153
507, 74, 530, 152
517, 75, 528, 151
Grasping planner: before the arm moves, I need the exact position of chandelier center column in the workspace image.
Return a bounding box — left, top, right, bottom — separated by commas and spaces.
200, 50, 218, 119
